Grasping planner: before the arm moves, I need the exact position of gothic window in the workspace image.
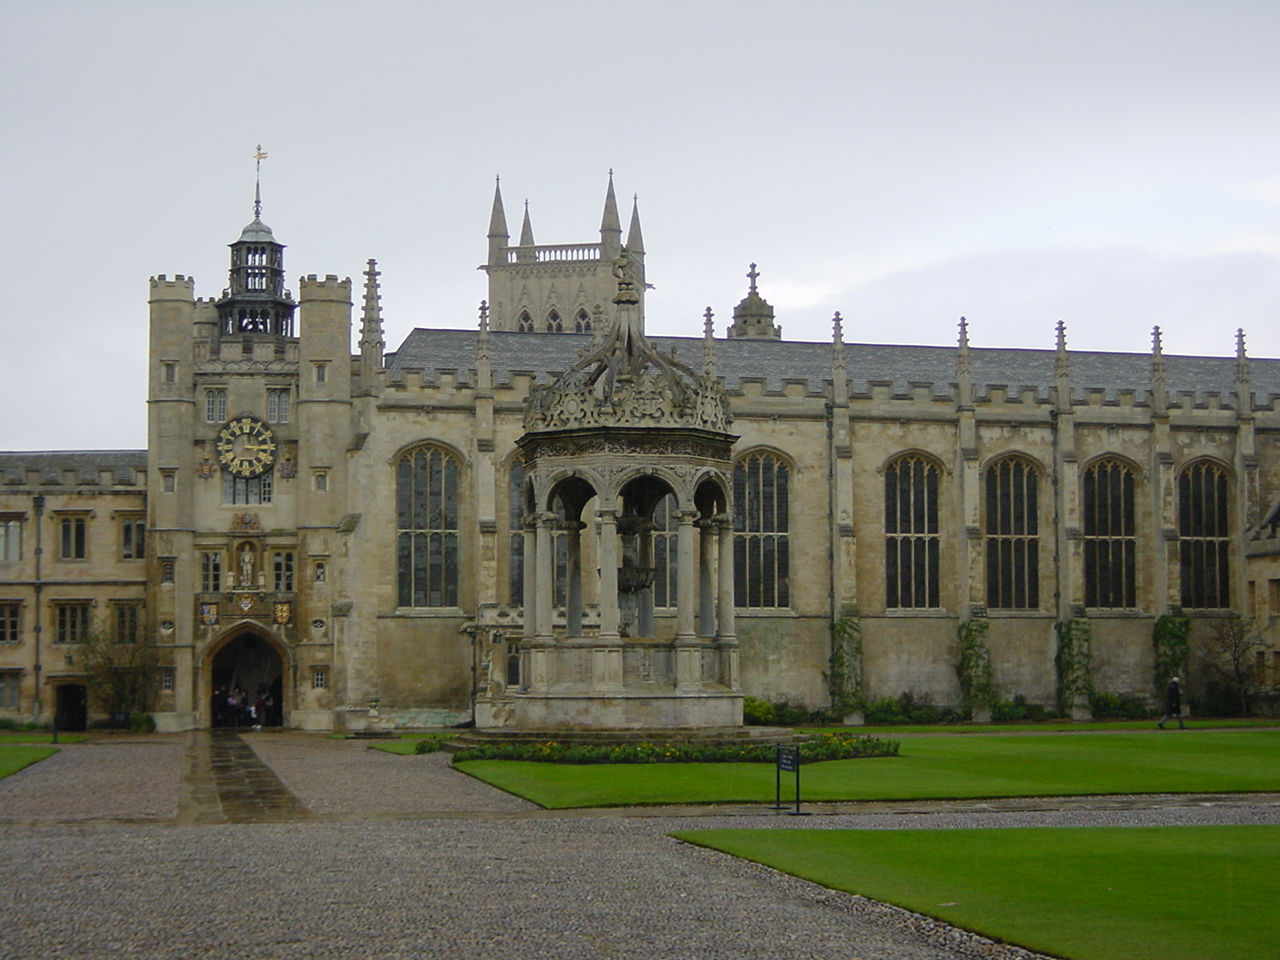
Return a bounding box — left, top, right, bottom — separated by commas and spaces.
0, 518, 21, 563
59, 516, 87, 560
397, 446, 461, 608
546, 310, 563, 333
1179, 460, 1231, 609
0, 604, 19, 643
201, 552, 222, 592
120, 516, 145, 560
733, 452, 790, 608
575, 308, 591, 334
273, 552, 295, 592
517, 311, 534, 333
1083, 459, 1137, 609
113, 601, 142, 643
55, 602, 91, 644
223, 472, 273, 504
651, 494, 679, 608
267, 388, 290, 423
205, 389, 227, 423
985, 458, 1039, 609
885, 455, 940, 609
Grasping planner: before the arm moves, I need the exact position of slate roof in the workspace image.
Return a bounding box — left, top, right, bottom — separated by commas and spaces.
0, 450, 147, 486
387, 329, 1280, 405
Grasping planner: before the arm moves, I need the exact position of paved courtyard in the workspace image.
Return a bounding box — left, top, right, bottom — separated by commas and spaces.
0, 731, 1277, 960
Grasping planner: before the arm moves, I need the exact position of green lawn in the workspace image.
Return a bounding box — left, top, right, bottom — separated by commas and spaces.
454, 730, 1280, 808
0, 733, 88, 744
0, 745, 59, 779
673, 825, 1280, 960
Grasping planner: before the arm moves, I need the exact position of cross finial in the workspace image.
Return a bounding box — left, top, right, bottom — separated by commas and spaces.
747, 263, 759, 293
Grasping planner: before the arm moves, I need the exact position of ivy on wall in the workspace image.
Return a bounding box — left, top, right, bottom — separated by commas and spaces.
956, 616, 995, 717
1152, 614, 1191, 693
827, 608, 864, 718
1055, 618, 1093, 713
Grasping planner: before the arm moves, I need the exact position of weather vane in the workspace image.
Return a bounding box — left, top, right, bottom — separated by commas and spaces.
253, 145, 268, 219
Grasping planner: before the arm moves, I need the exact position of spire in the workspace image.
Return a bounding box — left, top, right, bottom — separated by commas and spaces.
217, 146, 295, 338
831, 312, 849, 406
1236, 328, 1251, 386
1054, 320, 1071, 412
358, 259, 385, 385
487, 176, 509, 265
626, 195, 645, 254
600, 170, 622, 259
1150, 325, 1168, 415
702, 307, 717, 379
956, 316, 972, 409
519, 200, 535, 246
477, 300, 493, 394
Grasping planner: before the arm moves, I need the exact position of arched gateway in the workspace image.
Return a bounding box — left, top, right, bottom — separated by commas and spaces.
208, 631, 285, 728
509, 251, 742, 729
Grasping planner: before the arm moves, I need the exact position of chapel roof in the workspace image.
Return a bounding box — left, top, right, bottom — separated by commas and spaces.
388, 328, 1280, 405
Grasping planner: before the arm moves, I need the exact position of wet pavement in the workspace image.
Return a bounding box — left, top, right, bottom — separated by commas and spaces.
0, 730, 1277, 960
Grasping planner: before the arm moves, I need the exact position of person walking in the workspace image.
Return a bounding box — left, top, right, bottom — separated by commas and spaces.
1158, 675, 1186, 729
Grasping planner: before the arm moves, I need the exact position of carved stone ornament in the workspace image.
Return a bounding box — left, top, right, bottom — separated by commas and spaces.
231, 512, 261, 533
523, 248, 733, 437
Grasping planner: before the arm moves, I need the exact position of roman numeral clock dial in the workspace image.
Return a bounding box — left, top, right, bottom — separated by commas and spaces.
216, 417, 277, 478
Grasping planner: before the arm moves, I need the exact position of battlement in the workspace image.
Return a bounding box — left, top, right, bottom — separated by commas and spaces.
299, 274, 352, 303
149, 274, 196, 300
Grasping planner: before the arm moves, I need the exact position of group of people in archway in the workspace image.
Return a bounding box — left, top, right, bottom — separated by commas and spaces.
212, 684, 279, 729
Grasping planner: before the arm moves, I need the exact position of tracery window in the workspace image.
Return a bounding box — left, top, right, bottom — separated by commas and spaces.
517, 311, 534, 333
885, 455, 940, 609
205, 389, 227, 423
267, 388, 290, 423
546, 309, 563, 333
1179, 460, 1231, 609
508, 460, 526, 606
733, 452, 790, 608
575, 308, 591, 334
985, 458, 1039, 609
1083, 459, 1136, 608
397, 446, 460, 608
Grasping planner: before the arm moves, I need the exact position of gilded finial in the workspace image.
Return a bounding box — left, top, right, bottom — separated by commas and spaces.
253, 144, 268, 220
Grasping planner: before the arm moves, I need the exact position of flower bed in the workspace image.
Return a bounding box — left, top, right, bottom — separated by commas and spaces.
451, 731, 899, 764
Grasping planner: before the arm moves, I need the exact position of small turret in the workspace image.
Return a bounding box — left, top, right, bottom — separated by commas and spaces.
216, 147, 296, 339
727, 264, 781, 340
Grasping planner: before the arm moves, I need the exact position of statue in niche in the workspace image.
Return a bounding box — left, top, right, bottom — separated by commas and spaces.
239, 543, 255, 587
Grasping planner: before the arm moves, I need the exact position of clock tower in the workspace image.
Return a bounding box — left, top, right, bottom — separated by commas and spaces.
147, 157, 354, 731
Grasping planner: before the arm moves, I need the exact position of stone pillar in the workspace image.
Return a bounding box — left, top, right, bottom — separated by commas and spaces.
535, 513, 555, 642
675, 510, 697, 641
717, 516, 740, 690
522, 520, 537, 642
637, 519, 655, 638
597, 509, 620, 642
698, 518, 717, 637
564, 520, 585, 637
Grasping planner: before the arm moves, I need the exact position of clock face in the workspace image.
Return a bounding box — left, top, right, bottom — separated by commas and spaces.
216, 417, 277, 478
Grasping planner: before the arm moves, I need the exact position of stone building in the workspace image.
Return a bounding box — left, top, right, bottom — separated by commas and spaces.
3, 173, 1280, 731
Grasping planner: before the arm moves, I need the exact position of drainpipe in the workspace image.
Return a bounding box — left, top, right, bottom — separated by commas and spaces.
31, 495, 44, 725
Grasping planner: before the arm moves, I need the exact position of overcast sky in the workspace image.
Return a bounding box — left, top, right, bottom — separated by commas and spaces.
3, 0, 1279, 451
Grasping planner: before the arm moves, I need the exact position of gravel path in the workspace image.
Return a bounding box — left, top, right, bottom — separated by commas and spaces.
0, 731, 1276, 960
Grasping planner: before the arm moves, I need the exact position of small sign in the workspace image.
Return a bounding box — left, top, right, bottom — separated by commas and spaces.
776, 744, 800, 772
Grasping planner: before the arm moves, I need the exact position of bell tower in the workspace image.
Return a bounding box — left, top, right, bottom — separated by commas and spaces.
216, 146, 297, 340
